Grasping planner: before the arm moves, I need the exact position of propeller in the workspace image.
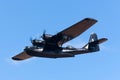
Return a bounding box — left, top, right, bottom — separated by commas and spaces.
30, 37, 33, 43
42, 30, 46, 40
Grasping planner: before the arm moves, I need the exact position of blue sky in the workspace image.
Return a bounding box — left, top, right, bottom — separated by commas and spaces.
0, 0, 120, 80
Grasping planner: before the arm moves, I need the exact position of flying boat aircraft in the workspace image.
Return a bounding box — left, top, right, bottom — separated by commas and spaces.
12, 18, 108, 61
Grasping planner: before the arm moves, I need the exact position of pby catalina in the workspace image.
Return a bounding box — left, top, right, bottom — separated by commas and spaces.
12, 18, 108, 61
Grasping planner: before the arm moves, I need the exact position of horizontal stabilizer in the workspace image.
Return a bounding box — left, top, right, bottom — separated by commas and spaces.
83, 38, 108, 49
97, 38, 108, 44
12, 51, 32, 61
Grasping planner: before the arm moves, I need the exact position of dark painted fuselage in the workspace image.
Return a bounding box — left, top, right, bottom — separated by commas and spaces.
24, 46, 91, 58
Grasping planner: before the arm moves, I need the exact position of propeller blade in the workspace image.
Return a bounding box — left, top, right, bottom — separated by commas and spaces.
43, 30, 46, 34
30, 37, 33, 43
42, 30, 46, 40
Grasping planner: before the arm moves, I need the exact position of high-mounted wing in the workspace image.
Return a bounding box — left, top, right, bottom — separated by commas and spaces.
12, 51, 32, 61
52, 18, 97, 45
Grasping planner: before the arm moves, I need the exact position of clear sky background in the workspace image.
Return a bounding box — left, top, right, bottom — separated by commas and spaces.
0, 0, 119, 80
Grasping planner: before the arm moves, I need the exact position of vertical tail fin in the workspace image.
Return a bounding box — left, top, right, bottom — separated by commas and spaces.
88, 33, 99, 51
83, 33, 108, 52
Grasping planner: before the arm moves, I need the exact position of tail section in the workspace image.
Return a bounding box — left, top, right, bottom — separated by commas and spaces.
83, 33, 108, 52
88, 33, 99, 51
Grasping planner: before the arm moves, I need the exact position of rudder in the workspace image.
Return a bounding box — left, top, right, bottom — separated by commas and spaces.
88, 33, 100, 52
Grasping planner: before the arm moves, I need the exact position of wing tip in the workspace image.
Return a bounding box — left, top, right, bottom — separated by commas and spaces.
84, 18, 98, 22
12, 57, 23, 61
